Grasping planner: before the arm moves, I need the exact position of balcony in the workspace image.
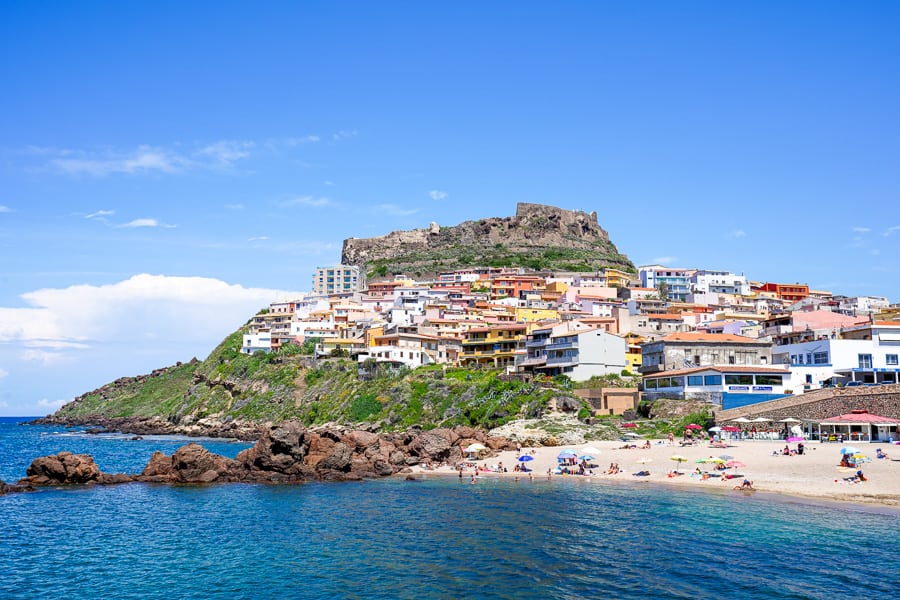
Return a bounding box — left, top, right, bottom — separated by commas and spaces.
547, 339, 578, 351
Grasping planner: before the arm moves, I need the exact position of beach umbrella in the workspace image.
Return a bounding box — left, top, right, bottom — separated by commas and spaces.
778, 417, 802, 423
622, 432, 642, 438
840, 447, 860, 455
557, 449, 577, 459
722, 426, 740, 432
725, 460, 746, 469
706, 457, 725, 464
581, 446, 601, 455
718, 454, 735, 461
579, 455, 594, 461
750, 417, 770, 423
731, 417, 751, 423
708, 426, 722, 432
517, 455, 534, 462
670, 455, 687, 472
465, 443, 488, 453
622, 423, 637, 428
685, 424, 703, 430
786, 436, 804, 442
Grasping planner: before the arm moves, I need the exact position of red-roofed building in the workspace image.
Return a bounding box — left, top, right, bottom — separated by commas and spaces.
639, 332, 772, 375
818, 410, 900, 443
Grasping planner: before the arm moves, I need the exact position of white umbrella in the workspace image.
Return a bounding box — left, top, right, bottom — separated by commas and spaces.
708, 426, 722, 432
750, 417, 770, 423
731, 417, 751, 423
464, 443, 488, 453
777, 417, 802, 423
582, 446, 601, 455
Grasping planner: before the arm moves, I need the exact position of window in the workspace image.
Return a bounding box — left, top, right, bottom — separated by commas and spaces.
687, 375, 703, 386
725, 374, 753, 386
645, 379, 658, 389
755, 375, 783, 386
658, 378, 671, 388
728, 355, 736, 365
858, 354, 873, 369
813, 352, 829, 365
704, 375, 722, 386
887, 354, 899, 366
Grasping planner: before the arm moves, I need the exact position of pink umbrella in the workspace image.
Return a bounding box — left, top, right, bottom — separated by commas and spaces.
685, 424, 703, 430
725, 460, 746, 469
786, 436, 804, 442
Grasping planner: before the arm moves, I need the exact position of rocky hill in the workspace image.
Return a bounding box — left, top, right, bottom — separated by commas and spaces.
40, 326, 589, 436
342, 202, 634, 277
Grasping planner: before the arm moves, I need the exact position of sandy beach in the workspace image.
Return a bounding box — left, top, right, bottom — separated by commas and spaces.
415, 438, 900, 509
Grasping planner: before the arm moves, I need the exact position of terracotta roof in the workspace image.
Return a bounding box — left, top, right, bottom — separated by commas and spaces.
660, 332, 762, 343
648, 313, 684, 320
819, 410, 900, 424
644, 365, 789, 378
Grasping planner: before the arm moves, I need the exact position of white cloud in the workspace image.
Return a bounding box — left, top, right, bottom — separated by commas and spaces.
852, 227, 871, 233
375, 203, 419, 217
224, 203, 245, 210
86, 209, 115, 220
429, 190, 448, 201
883, 225, 900, 237
0, 367, 7, 379
53, 145, 185, 176
332, 129, 358, 141
247, 236, 270, 242
284, 135, 321, 145
649, 256, 678, 266
0, 274, 303, 359
117, 218, 176, 229
43, 140, 258, 177
38, 398, 67, 409
22, 349, 70, 366
729, 229, 746, 239
196, 140, 255, 168
0, 205, 11, 213
277, 196, 332, 208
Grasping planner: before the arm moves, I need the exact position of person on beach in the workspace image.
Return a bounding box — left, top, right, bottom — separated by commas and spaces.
668, 432, 674, 446
733, 479, 754, 490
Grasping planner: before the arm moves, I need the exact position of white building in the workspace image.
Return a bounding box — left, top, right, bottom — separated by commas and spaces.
519, 322, 627, 381
691, 270, 750, 296
771, 321, 900, 389
312, 265, 365, 295
642, 365, 790, 409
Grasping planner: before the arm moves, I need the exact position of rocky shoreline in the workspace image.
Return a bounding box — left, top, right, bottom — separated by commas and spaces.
28, 415, 264, 441
3, 421, 516, 493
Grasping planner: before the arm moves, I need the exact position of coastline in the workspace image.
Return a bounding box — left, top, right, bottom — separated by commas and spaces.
411, 438, 900, 511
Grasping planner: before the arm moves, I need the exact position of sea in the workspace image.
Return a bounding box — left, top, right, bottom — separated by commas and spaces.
2, 416, 898, 600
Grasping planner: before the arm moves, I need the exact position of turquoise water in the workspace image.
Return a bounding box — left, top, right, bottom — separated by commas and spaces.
2, 418, 898, 599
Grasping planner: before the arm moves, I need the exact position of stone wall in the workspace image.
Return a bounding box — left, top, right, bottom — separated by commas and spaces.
715, 385, 900, 422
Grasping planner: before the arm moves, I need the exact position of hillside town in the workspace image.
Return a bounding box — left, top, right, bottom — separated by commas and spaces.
241, 264, 900, 419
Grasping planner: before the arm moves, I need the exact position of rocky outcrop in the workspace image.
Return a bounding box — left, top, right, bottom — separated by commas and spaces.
18, 451, 133, 486
14, 422, 517, 489
341, 202, 634, 275
29, 415, 262, 441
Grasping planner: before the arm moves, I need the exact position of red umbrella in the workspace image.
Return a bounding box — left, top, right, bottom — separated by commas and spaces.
685, 424, 703, 430
622, 423, 637, 428
722, 426, 740, 432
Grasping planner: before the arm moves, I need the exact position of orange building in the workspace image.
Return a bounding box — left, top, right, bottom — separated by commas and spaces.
758, 282, 810, 303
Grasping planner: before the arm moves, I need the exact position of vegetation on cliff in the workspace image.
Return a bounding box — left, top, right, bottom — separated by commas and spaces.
53, 327, 587, 431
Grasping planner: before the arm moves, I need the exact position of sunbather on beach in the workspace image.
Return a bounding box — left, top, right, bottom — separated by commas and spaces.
733, 479, 754, 490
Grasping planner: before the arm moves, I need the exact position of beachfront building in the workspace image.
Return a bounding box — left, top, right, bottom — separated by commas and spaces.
642, 365, 790, 409
460, 323, 527, 369
312, 265, 365, 295
639, 332, 772, 375
518, 321, 627, 381
772, 320, 900, 388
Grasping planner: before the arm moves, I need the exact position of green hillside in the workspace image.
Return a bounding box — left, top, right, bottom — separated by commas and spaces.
53, 326, 583, 431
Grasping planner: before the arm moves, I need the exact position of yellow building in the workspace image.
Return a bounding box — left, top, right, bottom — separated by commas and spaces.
460, 323, 527, 369
604, 268, 634, 288
514, 306, 559, 323
623, 332, 644, 372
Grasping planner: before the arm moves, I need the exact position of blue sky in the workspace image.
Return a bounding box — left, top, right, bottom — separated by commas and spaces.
2, 2, 899, 415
